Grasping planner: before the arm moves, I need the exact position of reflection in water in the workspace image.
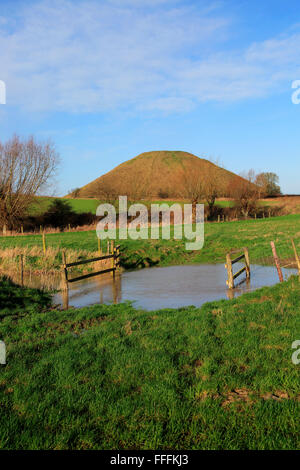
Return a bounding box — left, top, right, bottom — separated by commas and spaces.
5, 264, 298, 311
52, 263, 297, 311
59, 274, 122, 310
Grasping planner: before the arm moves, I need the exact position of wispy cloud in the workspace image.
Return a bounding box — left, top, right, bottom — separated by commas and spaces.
0, 0, 300, 114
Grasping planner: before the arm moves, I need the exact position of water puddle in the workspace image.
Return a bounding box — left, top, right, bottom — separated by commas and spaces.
49, 263, 298, 310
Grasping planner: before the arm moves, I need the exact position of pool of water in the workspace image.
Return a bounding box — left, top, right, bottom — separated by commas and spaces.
52, 263, 298, 310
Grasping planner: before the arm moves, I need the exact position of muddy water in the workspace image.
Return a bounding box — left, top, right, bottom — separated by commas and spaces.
48, 263, 298, 311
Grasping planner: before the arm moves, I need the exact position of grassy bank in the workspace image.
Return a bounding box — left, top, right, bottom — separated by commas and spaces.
0, 246, 110, 277
0, 276, 299, 449
1, 214, 300, 270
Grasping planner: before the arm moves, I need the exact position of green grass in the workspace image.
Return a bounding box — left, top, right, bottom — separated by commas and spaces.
0, 276, 299, 449
28, 197, 102, 215
27, 196, 275, 217
0, 277, 52, 318
2, 214, 300, 270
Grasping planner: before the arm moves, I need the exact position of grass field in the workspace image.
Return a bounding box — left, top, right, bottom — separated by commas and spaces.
1, 214, 300, 270
0, 275, 299, 449
28, 196, 102, 215
28, 196, 237, 215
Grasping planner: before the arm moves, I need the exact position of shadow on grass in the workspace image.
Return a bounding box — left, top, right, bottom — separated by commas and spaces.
0, 276, 52, 318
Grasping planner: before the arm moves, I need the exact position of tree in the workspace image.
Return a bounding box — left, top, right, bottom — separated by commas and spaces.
230, 170, 259, 218
180, 167, 205, 223
43, 199, 76, 231
202, 162, 225, 218
0, 135, 59, 228
255, 172, 281, 197
94, 179, 119, 205
119, 167, 153, 204
69, 187, 80, 198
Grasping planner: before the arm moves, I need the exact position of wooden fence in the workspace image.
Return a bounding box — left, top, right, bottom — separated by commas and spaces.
225, 247, 250, 289
61, 242, 120, 290
270, 239, 300, 283
226, 240, 300, 289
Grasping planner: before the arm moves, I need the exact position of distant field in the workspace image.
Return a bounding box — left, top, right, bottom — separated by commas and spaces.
27, 195, 300, 218
29, 196, 237, 216
2, 214, 300, 270
28, 197, 102, 215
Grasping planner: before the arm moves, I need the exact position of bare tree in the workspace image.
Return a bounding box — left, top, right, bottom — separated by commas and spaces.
94, 179, 119, 205
0, 135, 59, 228
68, 187, 81, 198
202, 161, 226, 218
230, 170, 259, 218
255, 172, 281, 198
180, 167, 205, 223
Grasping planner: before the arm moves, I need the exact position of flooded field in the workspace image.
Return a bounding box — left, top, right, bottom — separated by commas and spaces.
5, 263, 297, 311
50, 263, 298, 310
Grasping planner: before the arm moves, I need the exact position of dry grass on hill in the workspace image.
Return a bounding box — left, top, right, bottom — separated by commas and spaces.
75, 150, 247, 199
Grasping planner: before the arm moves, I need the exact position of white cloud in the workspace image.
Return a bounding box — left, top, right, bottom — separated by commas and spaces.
0, 0, 300, 113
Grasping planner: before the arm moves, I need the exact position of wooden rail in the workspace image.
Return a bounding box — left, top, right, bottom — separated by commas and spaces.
225, 247, 250, 289
61, 242, 120, 290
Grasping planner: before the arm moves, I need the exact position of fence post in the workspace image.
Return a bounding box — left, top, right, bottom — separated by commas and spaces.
3, 224, 6, 237
117, 244, 120, 269
111, 240, 115, 277
291, 239, 300, 279
244, 247, 250, 279
225, 253, 234, 289
19, 254, 24, 287
61, 251, 68, 291
271, 241, 283, 283
98, 237, 101, 255
42, 232, 46, 255
21, 225, 24, 235
218, 215, 220, 223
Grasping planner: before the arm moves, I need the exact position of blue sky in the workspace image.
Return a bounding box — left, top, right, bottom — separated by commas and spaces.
0, 0, 300, 195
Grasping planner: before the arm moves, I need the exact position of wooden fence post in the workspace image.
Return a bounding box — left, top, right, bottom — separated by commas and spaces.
244, 247, 250, 280
42, 232, 46, 255
111, 241, 115, 277
19, 254, 24, 287
21, 225, 24, 235
3, 224, 6, 237
61, 251, 68, 291
225, 253, 234, 289
98, 237, 101, 255
62, 288, 69, 310
271, 241, 283, 283
291, 239, 300, 279
218, 215, 220, 223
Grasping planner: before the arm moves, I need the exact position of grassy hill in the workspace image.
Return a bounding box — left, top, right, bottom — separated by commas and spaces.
73, 150, 245, 199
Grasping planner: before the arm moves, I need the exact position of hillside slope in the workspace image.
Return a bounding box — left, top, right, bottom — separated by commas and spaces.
73, 151, 244, 199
